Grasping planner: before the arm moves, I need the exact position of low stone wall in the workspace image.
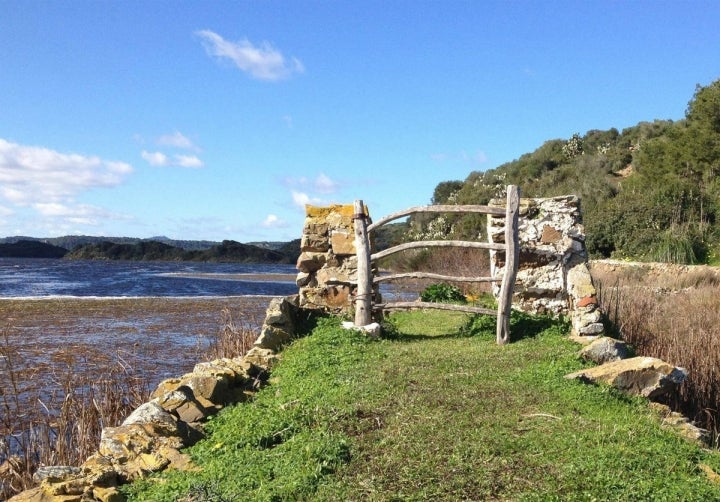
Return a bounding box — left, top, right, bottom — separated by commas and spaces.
488, 195, 604, 337
295, 203, 380, 316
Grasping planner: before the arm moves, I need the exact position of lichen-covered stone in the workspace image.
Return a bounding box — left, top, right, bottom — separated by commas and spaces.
565, 356, 687, 399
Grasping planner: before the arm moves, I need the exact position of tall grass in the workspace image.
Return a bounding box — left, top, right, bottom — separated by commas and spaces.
592, 262, 720, 444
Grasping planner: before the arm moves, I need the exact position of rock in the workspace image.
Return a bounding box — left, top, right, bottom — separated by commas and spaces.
32, 466, 81, 484
565, 356, 687, 399
649, 403, 711, 446
578, 322, 605, 336
92, 485, 126, 502
243, 347, 279, 369
330, 230, 356, 255
579, 337, 630, 364
296, 252, 326, 273
254, 296, 300, 351
122, 402, 179, 436
341, 321, 382, 338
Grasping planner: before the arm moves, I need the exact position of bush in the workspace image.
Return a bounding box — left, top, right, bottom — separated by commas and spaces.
420, 283, 466, 304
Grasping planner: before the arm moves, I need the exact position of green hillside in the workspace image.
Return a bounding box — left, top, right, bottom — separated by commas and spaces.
421, 78, 720, 265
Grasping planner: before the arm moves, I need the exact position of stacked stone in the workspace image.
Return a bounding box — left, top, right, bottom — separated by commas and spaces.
487, 195, 604, 337
295, 203, 378, 314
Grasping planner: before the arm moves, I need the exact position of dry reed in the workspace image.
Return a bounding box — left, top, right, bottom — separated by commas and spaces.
0, 299, 264, 499
591, 261, 720, 445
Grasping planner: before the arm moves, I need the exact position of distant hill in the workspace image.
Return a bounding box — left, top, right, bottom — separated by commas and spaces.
0, 235, 219, 251
64, 239, 295, 263
0, 240, 68, 258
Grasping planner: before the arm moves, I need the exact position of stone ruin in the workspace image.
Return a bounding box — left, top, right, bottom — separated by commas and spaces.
487, 195, 605, 337
295, 203, 380, 315
296, 196, 604, 338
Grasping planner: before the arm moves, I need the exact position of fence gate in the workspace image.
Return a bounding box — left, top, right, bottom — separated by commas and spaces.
353, 185, 520, 344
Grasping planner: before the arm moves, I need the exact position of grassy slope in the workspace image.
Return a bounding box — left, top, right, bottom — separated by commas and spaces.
123, 311, 720, 501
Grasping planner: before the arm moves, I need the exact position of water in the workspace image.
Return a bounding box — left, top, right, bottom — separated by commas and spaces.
0, 258, 298, 297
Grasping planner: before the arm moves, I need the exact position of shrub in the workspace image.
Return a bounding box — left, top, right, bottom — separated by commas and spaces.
420, 283, 466, 304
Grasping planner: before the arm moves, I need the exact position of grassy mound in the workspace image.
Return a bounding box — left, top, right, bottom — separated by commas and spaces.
122, 310, 720, 501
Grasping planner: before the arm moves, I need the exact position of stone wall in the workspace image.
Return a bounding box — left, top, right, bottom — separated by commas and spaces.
295, 203, 379, 315
487, 195, 604, 337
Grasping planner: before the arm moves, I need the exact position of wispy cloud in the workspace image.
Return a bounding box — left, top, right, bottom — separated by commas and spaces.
141, 131, 205, 168
157, 131, 199, 151
314, 173, 339, 194
141, 150, 169, 166
175, 155, 204, 168
261, 214, 288, 229
0, 138, 133, 207
141, 151, 204, 169
196, 30, 304, 81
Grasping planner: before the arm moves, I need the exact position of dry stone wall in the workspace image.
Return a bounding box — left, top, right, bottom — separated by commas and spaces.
487, 195, 605, 337
295, 203, 379, 315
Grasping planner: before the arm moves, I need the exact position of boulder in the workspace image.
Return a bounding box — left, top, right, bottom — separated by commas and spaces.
565, 356, 687, 399
579, 337, 630, 364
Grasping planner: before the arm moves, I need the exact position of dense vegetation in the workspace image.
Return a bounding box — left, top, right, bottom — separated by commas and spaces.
123, 312, 720, 500
418, 78, 720, 264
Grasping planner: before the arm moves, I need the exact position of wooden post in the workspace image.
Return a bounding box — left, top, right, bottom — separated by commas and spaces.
354, 199, 373, 326
497, 185, 520, 344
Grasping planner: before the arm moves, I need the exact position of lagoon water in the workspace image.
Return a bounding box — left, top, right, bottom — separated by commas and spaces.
0, 258, 298, 298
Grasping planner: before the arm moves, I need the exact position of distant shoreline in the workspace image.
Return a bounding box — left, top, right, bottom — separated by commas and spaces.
157, 272, 297, 282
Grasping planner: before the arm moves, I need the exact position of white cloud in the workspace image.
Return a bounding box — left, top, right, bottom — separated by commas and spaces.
261, 214, 288, 228
0, 138, 133, 207
142, 151, 204, 168
175, 155, 204, 168
141, 150, 169, 166
157, 131, 198, 150
196, 30, 304, 81
32, 202, 122, 226
0, 205, 13, 217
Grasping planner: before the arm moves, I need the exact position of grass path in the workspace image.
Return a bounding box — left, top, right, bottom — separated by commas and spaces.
123, 310, 720, 501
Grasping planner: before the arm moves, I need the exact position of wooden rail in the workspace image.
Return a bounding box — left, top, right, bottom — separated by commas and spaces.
353, 185, 521, 344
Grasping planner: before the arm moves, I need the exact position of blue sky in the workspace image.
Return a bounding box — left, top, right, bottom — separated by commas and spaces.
1, 1, 719, 243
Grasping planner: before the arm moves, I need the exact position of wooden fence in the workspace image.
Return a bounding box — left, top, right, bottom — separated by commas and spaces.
353, 185, 520, 344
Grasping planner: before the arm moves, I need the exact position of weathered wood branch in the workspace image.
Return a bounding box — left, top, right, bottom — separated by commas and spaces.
367, 204, 505, 232
496, 185, 520, 345
374, 272, 500, 284
372, 240, 505, 262
375, 301, 497, 316
354, 200, 373, 326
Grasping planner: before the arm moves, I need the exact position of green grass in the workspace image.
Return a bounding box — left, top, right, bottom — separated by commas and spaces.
122, 310, 720, 501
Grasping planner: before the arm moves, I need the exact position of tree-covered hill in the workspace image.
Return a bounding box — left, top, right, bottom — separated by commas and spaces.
0, 240, 68, 258
64, 239, 296, 263
421, 78, 720, 264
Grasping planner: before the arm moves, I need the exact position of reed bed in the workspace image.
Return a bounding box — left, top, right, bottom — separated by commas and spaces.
591, 260, 720, 444
0, 296, 268, 500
